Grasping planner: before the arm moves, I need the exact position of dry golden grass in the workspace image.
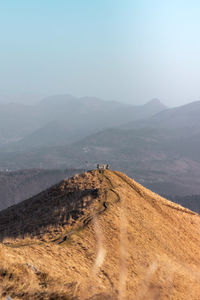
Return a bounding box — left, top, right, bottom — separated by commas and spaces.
0, 170, 200, 299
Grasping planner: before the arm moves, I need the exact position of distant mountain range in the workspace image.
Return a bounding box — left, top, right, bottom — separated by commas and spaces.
1, 99, 200, 197
123, 100, 200, 131
0, 94, 166, 149
1, 96, 200, 198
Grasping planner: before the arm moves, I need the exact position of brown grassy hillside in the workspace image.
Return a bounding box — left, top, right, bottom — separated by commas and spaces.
0, 170, 200, 299
0, 168, 84, 211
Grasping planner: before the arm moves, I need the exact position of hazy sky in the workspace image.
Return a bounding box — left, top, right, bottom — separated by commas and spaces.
1, 0, 200, 106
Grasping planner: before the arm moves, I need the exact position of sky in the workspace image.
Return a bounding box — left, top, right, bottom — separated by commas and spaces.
0, 0, 200, 106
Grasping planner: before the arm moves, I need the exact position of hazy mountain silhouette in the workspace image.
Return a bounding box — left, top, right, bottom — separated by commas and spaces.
0, 94, 166, 149
122, 100, 200, 161
1, 98, 200, 197
1, 124, 200, 196
123, 100, 200, 133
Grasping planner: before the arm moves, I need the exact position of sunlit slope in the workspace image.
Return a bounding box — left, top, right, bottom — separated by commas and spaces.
0, 170, 200, 299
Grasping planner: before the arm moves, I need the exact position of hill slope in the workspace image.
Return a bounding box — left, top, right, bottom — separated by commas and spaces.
0, 170, 200, 299
0, 168, 84, 211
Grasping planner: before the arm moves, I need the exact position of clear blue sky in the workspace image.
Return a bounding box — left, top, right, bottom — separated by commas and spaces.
0, 0, 200, 106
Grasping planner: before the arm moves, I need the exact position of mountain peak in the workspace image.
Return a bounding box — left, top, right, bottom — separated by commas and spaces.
1, 170, 200, 299
144, 98, 166, 107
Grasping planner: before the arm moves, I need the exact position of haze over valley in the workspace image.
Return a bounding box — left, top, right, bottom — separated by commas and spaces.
0, 95, 199, 202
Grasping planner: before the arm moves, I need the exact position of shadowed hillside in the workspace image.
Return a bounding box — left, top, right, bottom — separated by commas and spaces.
0, 168, 84, 211
0, 170, 200, 299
